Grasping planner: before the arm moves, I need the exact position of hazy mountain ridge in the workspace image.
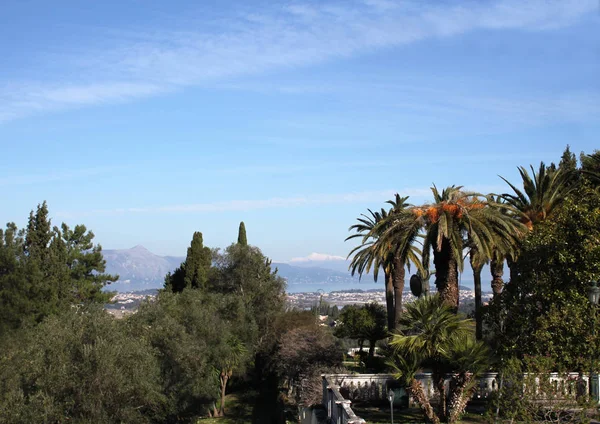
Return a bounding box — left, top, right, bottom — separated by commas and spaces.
102, 246, 478, 293
102, 245, 184, 291
102, 246, 361, 292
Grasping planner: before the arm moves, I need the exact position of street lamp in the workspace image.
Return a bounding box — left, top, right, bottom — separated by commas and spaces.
588, 281, 600, 305
387, 389, 395, 424
588, 281, 600, 401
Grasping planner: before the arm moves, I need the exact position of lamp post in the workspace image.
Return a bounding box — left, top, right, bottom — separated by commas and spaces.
387, 389, 395, 424
588, 281, 600, 401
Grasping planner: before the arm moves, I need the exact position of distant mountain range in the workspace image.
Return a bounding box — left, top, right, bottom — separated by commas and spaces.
102, 246, 184, 291
102, 245, 362, 292
102, 245, 479, 293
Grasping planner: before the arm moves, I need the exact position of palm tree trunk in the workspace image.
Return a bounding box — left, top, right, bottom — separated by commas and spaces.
385, 270, 395, 331
408, 378, 440, 424
392, 252, 406, 329
434, 239, 459, 311
448, 373, 475, 424
219, 373, 229, 416
435, 375, 447, 421
490, 254, 504, 297
470, 253, 483, 340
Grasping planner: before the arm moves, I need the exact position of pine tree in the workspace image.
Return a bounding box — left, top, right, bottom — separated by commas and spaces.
57, 223, 118, 303
0, 202, 117, 332
237, 222, 248, 246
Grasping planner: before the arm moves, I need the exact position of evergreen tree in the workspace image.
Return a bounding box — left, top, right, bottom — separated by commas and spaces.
0, 203, 116, 333
57, 223, 118, 303
184, 232, 212, 289
237, 222, 248, 246
558, 145, 577, 173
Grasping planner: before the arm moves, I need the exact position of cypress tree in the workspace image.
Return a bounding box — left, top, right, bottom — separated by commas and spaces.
237, 222, 248, 246
184, 232, 212, 290
559, 145, 577, 172
165, 232, 212, 292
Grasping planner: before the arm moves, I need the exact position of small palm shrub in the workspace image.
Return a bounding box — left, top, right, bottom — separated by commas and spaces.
387, 294, 490, 424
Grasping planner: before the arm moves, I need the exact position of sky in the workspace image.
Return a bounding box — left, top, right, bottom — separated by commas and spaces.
1, 0, 599, 265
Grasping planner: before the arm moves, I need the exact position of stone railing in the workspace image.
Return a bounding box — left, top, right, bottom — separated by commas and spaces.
322, 376, 367, 424
322, 372, 600, 423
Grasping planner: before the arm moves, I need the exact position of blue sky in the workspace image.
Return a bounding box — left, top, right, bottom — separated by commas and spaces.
0, 0, 598, 265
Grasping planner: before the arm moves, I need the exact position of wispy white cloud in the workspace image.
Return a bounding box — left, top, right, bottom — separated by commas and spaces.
55, 183, 518, 219
0, 166, 117, 186
55, 189, 417, 218
0, 82, 165, 123
0, 0, 595, 122
290, 252, 347, 262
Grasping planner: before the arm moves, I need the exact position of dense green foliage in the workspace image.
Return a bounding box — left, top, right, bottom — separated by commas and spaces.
159, 227, 286, 418
0, 202, 117, 334
487, 185, 600, 370
130, 289, 252, 419
0, 215, 291, 423
0, 307, 165, 423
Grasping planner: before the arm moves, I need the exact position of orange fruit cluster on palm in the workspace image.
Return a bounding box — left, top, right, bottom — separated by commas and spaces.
412, 199, 487, 224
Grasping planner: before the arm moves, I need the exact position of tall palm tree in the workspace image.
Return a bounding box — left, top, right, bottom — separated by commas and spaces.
347, 207, 396, 330
496, 162, 575, 286
347, 195, 423, 331
467, 196, 525, 338
378, 194, 424, 329
485, 196, 523, 297
416, 186, 525, 311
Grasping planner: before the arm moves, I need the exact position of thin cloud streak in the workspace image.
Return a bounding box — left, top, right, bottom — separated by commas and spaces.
56, 188, 429, 218
0, 166, 118, 187
56, 185, 509, 218
0, 0, 595, 122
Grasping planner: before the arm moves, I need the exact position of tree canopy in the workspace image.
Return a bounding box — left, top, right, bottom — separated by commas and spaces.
0, 202, 117, 334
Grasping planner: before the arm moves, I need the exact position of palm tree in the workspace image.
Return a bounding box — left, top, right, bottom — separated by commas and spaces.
378, 194, 424, 329
216, 336, 247, 416
467, 196, 525, 338
496, 162, 575, 285
500, 162, 573, 230
387, 295, 489, 424
416, 186, 525, 311
347, 207, 396, 330
484, 195, 523, 297
348, 195, 423, 331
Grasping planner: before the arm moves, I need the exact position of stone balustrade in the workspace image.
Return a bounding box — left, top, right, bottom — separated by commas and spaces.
321, 372, 600, 424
